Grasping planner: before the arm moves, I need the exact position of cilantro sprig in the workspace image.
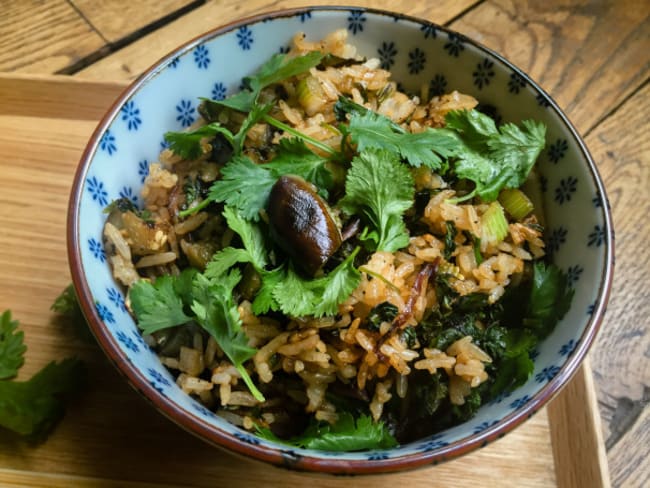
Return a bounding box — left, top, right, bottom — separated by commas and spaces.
0, 310, 85, 439
445, 109, 546, 202
129, 266, 265, 402
339, 149, 415, 252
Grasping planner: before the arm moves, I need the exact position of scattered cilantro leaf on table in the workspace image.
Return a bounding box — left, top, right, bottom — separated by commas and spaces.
0, 311, 26, 380
339, 149, 414, 252
445, 110, 546, 202
51, 284, 95, 343
256, 412, 397, 451
0, 311, 85, 439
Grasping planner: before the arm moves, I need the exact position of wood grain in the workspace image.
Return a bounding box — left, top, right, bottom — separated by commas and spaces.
450, 0, 650, 134
0, 73, 126, 120
0, 0, 105, 74
69, 0, 201, 43
0, 74, 607, 488
76, 0, 480, 79
583, 81, 650, 488
548, 359, 611, 488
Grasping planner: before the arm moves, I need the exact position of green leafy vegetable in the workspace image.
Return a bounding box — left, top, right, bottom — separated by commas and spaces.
525, 262, 574, 337
191, 271, 264, 401
366, 302, 399, 331
346, 109, 458, 169
251, 267, 285, 315
206, 156, 278, 220
0, 311, 85, 439
445, 110, 546, 202
443, 221, 457, 260
256, 412, 397, 451
264, 137, 334, 194
51, 284, 94, 343
129, 276, 192, 335
204, 206, 269, 278
339, 149, 414, 252
164, 123, 235, 160
209, 51, 325, 113
0, 311, 26, 380
272, 249, 361, 317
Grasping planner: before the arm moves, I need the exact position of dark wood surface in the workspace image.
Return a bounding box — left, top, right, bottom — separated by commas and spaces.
1, 1, 648, 486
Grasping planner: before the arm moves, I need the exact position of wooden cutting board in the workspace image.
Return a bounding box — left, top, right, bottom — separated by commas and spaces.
0, 74, 610, 488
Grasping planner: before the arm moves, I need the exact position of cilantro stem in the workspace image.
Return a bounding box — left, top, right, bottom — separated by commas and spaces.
263, 115, 337, 156
359, 266, 401, 292
179, 198, 211, 219
236, 365, 265, 402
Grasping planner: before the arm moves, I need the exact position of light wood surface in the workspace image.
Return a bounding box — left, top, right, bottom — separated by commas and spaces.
1, 0, 649, 486
0, 0, 105, 74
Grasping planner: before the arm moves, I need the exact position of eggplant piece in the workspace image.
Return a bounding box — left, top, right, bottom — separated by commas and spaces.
267, 176, 342, 277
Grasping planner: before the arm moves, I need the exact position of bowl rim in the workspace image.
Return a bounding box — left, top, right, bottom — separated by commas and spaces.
67, 5, 614, 474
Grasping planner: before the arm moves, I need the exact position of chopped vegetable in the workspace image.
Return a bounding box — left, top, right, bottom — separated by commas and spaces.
481, 201, 509, 246
499, 188, 534, 220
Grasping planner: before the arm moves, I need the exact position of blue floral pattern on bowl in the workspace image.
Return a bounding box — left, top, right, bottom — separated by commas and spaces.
70, 7, 613, 472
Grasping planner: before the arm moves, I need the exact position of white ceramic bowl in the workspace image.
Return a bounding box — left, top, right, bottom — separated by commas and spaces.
68, 7, 613, 474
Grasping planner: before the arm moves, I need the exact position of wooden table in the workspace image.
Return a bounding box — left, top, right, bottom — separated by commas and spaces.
1, 1, 648, 486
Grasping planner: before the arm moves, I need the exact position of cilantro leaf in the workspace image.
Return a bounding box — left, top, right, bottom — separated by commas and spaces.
232, 102, 273, 153
51, 284, 94, 343
0, 357, 85, 438
446, 110, 546, 202
273, 249, 361, 317
209, 51, 325, 113
164, 123, 235, 160
206, 142, 335, 221
0, 310, 26, 380
251, 267, 284, 315
525, 262, 574, 337
207, 156, 278, 221
265, 138, 334, 195
191, 272, 264, 401
205, 247, 252, 280
256, 412, 398, 451
340, 99, 457, 169
129, 276, 192, 335
205, 206, 269, 278
339, 150, 414, 252
222, 206, 268, 270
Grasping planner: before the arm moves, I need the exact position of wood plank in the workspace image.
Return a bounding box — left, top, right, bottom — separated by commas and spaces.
0, 75, 563, 488
70, 0, 201, 43
76, 0, 480, 79
450, 0, 650, 134
0, 0, 105, 74
0, 73, 126, 120
548, 359, 611, 488
581, 81, 650, 488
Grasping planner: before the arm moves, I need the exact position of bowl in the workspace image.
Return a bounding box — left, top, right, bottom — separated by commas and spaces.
68, 6, 614, 474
